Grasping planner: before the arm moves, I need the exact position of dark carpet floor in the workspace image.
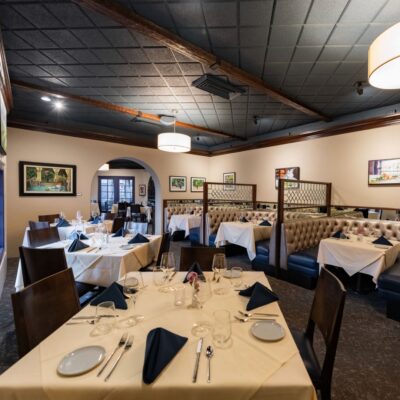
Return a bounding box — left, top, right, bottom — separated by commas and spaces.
1, 244, 399, 399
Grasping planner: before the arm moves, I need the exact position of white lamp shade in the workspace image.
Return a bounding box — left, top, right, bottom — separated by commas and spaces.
368, 22, 400, 89
157, 132, 191, 153
98, 163, 109, 171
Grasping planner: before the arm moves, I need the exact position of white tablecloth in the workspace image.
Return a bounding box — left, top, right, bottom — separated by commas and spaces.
168, 214, 202, 237
215, 222, 272, 260
15, 234, 162, 290
317, 235, 400, 283
0, 272, 316, 400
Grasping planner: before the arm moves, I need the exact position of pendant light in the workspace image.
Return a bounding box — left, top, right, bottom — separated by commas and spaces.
157, 118, 191, 153
368, 22, 400, 89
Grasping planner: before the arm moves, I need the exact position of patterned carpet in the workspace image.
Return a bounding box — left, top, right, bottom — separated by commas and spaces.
1, 245, 399, 399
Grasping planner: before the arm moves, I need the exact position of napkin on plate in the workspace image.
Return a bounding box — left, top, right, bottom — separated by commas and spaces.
90, 282, 128, 309
56, 219, 71, 227
90, 216, 101, 224
259, 220, 271, 226
68, 232, 89, 241
143, 327, 188, 384
67, 238, 89, 253
239, 282, 279, 311
373, 235, 393, 246
128, 233, 149, 244
183, 262, 205, 283
112, 227, 129, 237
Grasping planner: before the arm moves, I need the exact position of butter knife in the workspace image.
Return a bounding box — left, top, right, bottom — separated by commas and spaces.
168, 271, 177, 282
192, 338, 203, 383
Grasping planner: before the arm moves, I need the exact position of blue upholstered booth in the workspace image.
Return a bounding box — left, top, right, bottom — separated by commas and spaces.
287, 246, 320, 289
378, 260, 400, 322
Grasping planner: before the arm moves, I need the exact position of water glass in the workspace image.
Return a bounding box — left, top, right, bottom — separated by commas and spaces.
159, 252, 176, 292
212, 253, 227, 277
153, 265, 166, 286
173, 283, 186, 307
230, 266, 243, 287
212, 310, 231, 348
93, 301, 116, 335
122, 275, 141, 326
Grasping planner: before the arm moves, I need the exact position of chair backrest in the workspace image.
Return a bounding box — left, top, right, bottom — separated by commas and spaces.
27, 227, 60, 247
38, 214, 60, 223
306, 267, 346, 390
19, 246, 68, 286
180, 246, 226, 271
28, 220, 50, 230
12, 268, 80, 357
103, 212, 115, 220
156, 233, 171, 266
131, 204, 141, 214
111, 217, 124, 233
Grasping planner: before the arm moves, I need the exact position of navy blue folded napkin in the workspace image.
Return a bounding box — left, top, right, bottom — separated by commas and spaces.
128, 233, 149, 244
143, 327, 188, 384
90, 216, 101, 224
67, 238, 89, 252
183, 262, 205, 283
56, 219, 71, 227
259, 220, 271, 226
90, 282, 128, 309
239, 282, 279, 311
373, 235, 393, 246
190, 210, 194, 215
112, 227, 129, 237
332, 230, 342, 239
68, 231, 89, 241
240, 217, 249, 223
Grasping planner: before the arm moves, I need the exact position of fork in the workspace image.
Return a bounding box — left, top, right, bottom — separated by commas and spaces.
66, 319, 98, 325
234, 316, 275, 323
97, 332, 128, 377
104, 335, 133, 381
238, 310, 279, 318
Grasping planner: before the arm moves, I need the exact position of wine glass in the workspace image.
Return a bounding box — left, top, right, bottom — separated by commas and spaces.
121, 274, 141, 327
76, 210, 82, 223
159, 252, 176, 293
191, 279, 212, 337
212, 253, 227, 279
59, 211, 65, 221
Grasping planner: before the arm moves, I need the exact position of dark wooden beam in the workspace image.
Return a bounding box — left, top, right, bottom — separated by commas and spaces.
7, 119, 211, 157
11, 79, 244, 141
210, 112, 400, 156
75, 0, 329, 122
0, 28, 13, 112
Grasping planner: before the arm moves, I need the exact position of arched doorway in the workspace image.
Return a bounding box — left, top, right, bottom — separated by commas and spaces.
90, 157, 161, 235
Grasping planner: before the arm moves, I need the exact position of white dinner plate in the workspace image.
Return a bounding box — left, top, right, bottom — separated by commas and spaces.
223, 269, 242, 278
120, 244, 136, 250
251, 320, 285, 342
57, 346, 105, 376
374, 244, 391, 249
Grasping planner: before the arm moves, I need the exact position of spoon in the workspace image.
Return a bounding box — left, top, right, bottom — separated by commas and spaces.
238, 310, 278, 318
206, 346, 214, 383
234, 316, 275, 323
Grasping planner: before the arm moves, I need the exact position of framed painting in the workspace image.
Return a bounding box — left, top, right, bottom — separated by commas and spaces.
0, 94, 6, 155
19, 161, 77, 196
275, 167, 300, 189
169, 176, 186, 192
139, 184, 146, 196
223, 172, 236, 190
368, 158, 400, 186
191, 177, 206, 192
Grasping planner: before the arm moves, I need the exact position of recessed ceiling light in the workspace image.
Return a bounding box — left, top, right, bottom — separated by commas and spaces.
41, 96, 51, 102
54, 101, 64, 110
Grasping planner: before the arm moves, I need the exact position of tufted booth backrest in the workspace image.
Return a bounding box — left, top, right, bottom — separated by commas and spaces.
164, 206, 203, 231
279, 217, 400, 269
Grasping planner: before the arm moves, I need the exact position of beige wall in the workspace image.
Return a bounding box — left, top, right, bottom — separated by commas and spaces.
209, 124, 400, 207
6, 127, 209, 257
91, 168, 151, 205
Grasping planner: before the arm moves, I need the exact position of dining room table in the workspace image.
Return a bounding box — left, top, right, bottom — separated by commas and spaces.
317, 234, 400, 283
168, 214, 202, 237
0, 271, 316, 400
214, 221, 273, 260
15, 233, 162, 291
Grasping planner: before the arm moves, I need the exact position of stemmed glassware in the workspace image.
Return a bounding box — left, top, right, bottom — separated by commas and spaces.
121, 274, 142, 327
158, 252, 176, 293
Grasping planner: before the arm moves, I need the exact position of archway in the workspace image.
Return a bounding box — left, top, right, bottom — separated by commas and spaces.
90, 157, 162, 235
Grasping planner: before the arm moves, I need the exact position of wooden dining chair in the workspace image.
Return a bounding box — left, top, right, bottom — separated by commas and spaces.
180, 246, 226, 271
291, 267, 346, 400
111, 217, 125, 233
156, 232, 171, 266
28, 220, 50, 230
38, 214, 60, 223
11, 268, 80, 357
27, 227, 60, 247
103, 212, 115, 220
19, 246, 100, 300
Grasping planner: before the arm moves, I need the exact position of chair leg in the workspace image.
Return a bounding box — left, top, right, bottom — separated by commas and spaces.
320, 385, 331, 400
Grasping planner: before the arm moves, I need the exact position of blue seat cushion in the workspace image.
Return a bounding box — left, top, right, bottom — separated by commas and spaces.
189, 227, 200, 244
255, 240, 270, 256
378, 262, 400, 293
208, 233, 217, 246
287, 246, 319, 277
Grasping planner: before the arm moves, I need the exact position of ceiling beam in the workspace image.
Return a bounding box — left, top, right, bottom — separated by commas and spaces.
75, 0, 329, 122
11, 79, 245, 141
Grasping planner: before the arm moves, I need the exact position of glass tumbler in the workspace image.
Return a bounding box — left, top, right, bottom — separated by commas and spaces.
93, 301, 116, 335
212, 310, 231, 348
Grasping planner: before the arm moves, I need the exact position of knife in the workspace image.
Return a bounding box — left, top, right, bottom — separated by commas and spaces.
168, 271, 177, 282
192, 338, 203, 383
72, 315, 119, 320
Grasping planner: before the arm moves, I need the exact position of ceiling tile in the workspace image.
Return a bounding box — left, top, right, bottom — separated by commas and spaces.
318, 45, 351, 61
13, 4, 63, 28
209, 28, 238, 48
156, 63, 182, 76
307, 0, 349, 24
92, 49, 126, 63
311, 61, 339, 74
274, 0, 312, 24
72, 29, 110, 48
373, 0, 400, 23
299, 25, 334, 45
292, 46, 322, 62
240, 0, 273, 26
168, 2, 205, 27
0, 5, 34, 29
17, 50, 54, 65
44, 30, 85, 48
42, 50, 78, 65
269, 26, 302, 46
266, 47, 294, 62
178, 28, 211, 51
213, 48, 239, 65
328, 24, 367, 45
144, 48, 175, 63
46, 3, 94, 28
101, 28, 138, 47
240, 27, 268, 47
241, 47, 265, 76
345, 45, 369, 61
203, 2, 237, 27
2, 31, 32, 50
179, 63, 203, 76
133, 3, 175, 28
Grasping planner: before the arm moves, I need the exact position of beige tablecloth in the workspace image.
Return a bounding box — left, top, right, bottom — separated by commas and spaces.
317, 235, 400, 283
0, 272, 316, 400
15, 235, 162, 290
215, 222, 272, 260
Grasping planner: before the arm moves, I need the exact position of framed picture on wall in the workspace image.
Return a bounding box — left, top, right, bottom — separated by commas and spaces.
19, 161, 77, 196
0, 95, 6, 155
139, 184, 146, 196
368, 158, 400, 185
223, 172, 236, 190
191, 177, 206, 192
169, 176, 186, 192
275, 167, 300, 189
